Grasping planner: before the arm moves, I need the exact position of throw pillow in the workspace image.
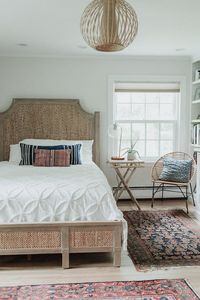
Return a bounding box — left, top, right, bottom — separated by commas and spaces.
159, 157, 192, 183
34, 149, 71, 167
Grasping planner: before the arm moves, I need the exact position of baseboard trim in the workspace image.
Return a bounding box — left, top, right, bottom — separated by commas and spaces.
117, 198, 189, 201
113, 185, 183, 190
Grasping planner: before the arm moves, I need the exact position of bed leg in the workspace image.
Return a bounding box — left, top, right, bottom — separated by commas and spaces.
113, 226, 121, 267
61, 227, 69, 269
62, 251, 69, 269
113, 248, 121, 267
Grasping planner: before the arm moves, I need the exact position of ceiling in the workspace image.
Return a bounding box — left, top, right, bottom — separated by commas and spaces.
0, 0, 199, 58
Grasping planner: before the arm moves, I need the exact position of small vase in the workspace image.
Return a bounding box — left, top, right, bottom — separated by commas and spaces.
127, 150, 138, 161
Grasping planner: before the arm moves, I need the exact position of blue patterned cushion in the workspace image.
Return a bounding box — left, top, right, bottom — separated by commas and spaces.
159, 157, 192, 183
20, 144, 82, 165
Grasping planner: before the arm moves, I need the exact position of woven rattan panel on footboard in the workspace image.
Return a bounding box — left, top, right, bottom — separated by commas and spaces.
0, 222, 122, 268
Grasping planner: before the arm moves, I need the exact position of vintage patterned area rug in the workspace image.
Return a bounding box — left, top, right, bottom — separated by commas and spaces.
123, 209, 200, 271
0, 279, 199, 299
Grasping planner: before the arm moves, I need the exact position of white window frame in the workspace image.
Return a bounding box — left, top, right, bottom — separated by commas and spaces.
114, 92, 179, 160
108, 75, 189, 162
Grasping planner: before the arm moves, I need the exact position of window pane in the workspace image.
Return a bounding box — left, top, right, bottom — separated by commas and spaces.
132, 93, 145, 103
146, 123, 159, 140
121, 140, 131, 153
160, 140, 173, 155
160, 93, 174, 104
145, 93, 159, 103
132, 123, 145, 140
160, 103, 175, 120
160, 123, 174, 140
117, 104, 132, 120
135, 140, 145, 157
116, 93, 131, 103
146, 141, 159, 157
132, 104, 145, 120
120, 123, 131, 140
146, 104, 159, 120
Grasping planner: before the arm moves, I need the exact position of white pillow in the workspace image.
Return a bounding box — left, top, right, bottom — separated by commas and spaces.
9, 144, 21, 164
20, 139, 94, 163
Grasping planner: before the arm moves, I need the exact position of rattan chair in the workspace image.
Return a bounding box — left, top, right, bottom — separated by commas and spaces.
151, 152, 196, 213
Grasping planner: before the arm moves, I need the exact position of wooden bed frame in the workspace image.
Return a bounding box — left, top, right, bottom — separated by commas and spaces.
0, 99, 122, 268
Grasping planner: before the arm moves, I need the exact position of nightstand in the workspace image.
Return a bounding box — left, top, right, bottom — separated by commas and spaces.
108, 159, 144, 210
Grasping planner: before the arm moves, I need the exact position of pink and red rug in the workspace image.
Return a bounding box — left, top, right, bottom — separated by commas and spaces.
123, 209, 200, 270
0, 279, 198, 299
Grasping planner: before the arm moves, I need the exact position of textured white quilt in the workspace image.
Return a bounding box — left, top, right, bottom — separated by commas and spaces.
0, 162, 127, 248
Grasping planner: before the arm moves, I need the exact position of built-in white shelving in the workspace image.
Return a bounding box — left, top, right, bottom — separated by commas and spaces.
192, 60, 200, 209
191, 60, 200, 146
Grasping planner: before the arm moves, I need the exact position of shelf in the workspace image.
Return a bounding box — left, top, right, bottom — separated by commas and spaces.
193, 59, 200, 64
192, 99, 200, 104
192, 61, 200, 153
191, 144, 200, 148
191, 119, 200, 123
192, 79, 200, 85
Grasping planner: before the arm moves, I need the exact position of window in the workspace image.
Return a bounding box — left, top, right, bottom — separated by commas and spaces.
113, 83, 180, 160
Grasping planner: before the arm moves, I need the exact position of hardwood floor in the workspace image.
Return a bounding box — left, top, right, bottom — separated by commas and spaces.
0, 199, 200, 295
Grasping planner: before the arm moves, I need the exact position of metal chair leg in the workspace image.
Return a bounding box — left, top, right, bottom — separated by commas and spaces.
151, 182, 155, 208
186, 186, 189, 214
162, 184, 164, 200
190, 182, 195, 207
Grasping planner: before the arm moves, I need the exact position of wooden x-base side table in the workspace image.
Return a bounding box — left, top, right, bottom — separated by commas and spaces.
108, 160, 144, 210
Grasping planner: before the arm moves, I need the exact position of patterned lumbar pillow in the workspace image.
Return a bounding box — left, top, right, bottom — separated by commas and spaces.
20, 143, 82, 165
159, 157, 192, 183
34, 149, 71, 167
20, 144, 65, 165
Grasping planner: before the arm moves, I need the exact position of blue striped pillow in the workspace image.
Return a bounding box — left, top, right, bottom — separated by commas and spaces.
19, 143, 33, 165
64, 144, 82, 165
20, 144, 82, 165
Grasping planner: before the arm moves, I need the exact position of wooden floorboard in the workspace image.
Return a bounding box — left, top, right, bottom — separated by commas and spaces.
0, 199, 200, 295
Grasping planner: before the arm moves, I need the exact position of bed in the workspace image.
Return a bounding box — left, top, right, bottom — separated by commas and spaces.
0, 99, 125, 268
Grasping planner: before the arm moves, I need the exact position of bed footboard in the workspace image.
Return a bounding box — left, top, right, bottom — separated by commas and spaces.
0, 221, 122, 268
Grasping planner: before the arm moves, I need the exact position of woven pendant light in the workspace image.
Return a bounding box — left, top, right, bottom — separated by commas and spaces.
80, 0, 138, 52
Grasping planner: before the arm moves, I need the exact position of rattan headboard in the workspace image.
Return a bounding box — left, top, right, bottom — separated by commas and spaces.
0, 99, 100, 165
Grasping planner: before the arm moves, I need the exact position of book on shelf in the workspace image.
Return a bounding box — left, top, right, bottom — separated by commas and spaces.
192, 123, 200, 145
195, 69, 200, 81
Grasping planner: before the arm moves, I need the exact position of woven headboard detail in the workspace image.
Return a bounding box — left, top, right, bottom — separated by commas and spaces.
0, 99, 100, 165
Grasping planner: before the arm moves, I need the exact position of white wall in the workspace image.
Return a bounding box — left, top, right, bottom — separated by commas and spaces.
0, 56, 191, 197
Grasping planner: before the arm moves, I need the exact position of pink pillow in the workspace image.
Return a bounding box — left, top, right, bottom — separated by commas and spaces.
34, 149, 71, 167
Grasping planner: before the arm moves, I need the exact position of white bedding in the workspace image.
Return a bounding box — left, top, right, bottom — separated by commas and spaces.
0, 162, 127, 248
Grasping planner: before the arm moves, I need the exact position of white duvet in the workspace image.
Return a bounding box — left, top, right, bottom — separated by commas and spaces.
0, 162, 127, 248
